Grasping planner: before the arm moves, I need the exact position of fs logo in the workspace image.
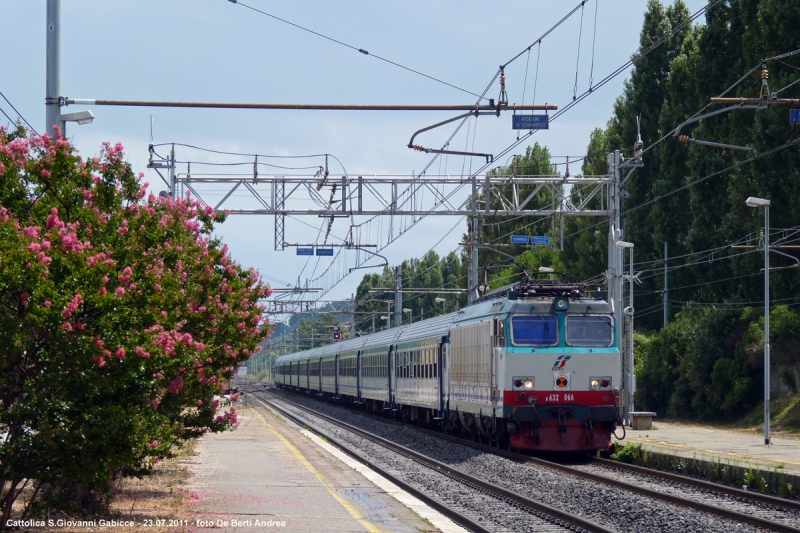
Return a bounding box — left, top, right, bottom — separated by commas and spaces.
551, 355, 570, 371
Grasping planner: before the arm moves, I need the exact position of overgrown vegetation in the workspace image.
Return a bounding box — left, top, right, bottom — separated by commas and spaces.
0, 126, 269, 519
603, 443, 799, 500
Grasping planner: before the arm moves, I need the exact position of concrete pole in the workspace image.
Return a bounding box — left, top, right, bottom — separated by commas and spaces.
469, 175, 478, 304
764, 207, 771, 445
394, 266, 402, 326
628, 246, 635, 418
664, 241, 669, 327
45, 0, 61, 135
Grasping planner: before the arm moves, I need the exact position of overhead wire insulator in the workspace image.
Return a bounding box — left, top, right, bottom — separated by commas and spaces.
497, 71, 508, 116
677, 135, 690, 143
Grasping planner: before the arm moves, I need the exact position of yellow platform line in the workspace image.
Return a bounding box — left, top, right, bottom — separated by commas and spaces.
622, 436, 800, 468
250, 408, 382, 533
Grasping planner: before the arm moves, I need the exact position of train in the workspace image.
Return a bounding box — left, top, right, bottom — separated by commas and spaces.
273, 281, 624, 452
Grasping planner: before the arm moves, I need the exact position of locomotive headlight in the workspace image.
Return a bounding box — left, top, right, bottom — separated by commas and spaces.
513, 377, 534, 390
590, 376, 612, 390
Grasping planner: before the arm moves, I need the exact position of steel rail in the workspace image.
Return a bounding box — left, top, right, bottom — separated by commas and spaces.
254, 389, 612, 533
262, 386, 800, 533
591, 456, 800, 513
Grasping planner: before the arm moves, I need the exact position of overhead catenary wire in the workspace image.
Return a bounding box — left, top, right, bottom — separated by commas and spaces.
228, 0, 486, 101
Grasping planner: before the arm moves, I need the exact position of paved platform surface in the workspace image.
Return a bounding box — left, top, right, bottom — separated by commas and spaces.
615, 420, 800, 476
185, 405, 448, 533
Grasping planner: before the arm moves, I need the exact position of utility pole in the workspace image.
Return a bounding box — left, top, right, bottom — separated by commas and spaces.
608, 150, 626, 422
469, 175, 479, 304
371, 314, 375, 333
394, 266, 402, 326
45, 0, 61, 134
663, 242, 669, 327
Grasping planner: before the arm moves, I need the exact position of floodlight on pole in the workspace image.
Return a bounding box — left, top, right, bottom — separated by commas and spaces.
57, 110, 94, 135
746, 196, 771, 445
435, 297, 446, 313
403, 308, 412, 322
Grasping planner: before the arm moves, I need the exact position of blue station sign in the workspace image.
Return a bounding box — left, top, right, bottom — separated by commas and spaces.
791, 109, 800, 125
531, 236, 551, 245
296, 247, 313, 256
512, 114, 549, 130
511, 235, 530, 245
315, 248, 334, 256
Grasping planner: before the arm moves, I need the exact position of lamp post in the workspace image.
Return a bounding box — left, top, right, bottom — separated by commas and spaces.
403, 308, 412, 323
615, 240, 635, 424
57, 110, 94, 135
746, 196, 771, 445
435, 297, 446, 314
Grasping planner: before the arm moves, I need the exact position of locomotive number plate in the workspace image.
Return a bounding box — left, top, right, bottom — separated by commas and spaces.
544, 393, 575, 402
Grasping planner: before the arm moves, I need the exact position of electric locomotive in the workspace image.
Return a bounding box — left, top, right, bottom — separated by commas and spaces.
273, 281, 623, 452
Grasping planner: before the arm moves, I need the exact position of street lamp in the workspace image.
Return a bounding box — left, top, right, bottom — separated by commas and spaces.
403, 308, 412, 322
746, 196, 771, 445
57, 110, 94, 135
435, 297, 446, 314
615, 240, 635, 424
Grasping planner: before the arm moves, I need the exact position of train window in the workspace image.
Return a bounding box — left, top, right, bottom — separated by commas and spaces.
511, 315, 558, 346
566, 316, 613, 346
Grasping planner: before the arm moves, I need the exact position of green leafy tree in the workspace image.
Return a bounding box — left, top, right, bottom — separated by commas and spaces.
0, 127, 269, 518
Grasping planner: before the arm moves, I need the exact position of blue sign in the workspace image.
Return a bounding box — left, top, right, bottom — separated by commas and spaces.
315, 248, 334, 256
296, 247, 313, 256
792, 109, 800, 125
512, 114, 549, 130
511, 235, 530, 245
531, 236, 551, 245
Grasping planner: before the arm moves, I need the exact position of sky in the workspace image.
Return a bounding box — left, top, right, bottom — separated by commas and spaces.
0, 0, 709, 323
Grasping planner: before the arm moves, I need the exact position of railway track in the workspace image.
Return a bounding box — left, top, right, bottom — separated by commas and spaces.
249, 383, 800, 533
249, 389, 611, 533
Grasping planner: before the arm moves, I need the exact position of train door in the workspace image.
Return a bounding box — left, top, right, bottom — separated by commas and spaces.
289, 362, 294, 388
318, 357, 323, 393
492, 317, 505, 405
437, 341, 445, 414
305, 361, 310, 390
387, 346, 395, 408
335, 354, 340, 398
356, 351, 362, 403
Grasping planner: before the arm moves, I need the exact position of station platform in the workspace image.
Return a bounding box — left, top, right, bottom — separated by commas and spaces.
614, 420, 800, 477
185, 403, 463, 532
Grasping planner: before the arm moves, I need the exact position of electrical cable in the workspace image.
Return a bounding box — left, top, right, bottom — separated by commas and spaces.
573, 0, 586, 100
0, 105, 16, 128
588, 0, 598, 90
231, 0, 485, 101
0, 90, 38, 136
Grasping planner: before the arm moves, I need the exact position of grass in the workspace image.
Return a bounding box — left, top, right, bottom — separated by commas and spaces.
731, 392, 800, 435
658, 392, 800, 437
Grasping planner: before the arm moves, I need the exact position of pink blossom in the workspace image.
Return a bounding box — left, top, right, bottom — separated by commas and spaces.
93, 356, 106, 368
46, 208, 64, 229
149, 440, 159, 448
115, 287, 125, 297
115, 348, 126, 359
41, 169, 51, 179
20, 293, 30, 306
28, 242, 41, 253
197, 399, 203, 406
44, 301, 52, 307
151, 398, 160, 411
154, 283, 162, 292
98, 287, 107, 296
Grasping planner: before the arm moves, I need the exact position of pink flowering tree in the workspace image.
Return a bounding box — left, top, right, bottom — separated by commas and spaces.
0, 126, 270, 518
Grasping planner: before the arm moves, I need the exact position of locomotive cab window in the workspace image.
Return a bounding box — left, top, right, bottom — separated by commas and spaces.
511, 315, 558, 346
566, 315, 613, 347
